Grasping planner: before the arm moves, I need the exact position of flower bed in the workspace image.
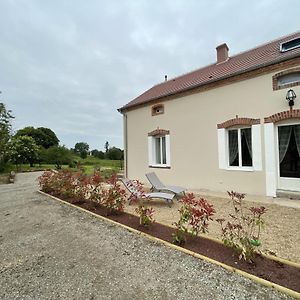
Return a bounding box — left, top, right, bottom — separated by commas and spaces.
38, 170, 300, 295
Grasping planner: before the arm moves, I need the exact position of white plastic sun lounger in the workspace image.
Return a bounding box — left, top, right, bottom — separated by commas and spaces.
120, 178, 174, 207
145, 172, 186, 197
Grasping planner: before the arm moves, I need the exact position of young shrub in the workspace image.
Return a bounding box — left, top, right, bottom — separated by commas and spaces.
216, 191, 267, 263
135, 205, 155, 227
87, 170, 105, 203
127, 180, 156, 227
38, 170, 58, 193
172, 193, 215, 245
100, 174, 127, 214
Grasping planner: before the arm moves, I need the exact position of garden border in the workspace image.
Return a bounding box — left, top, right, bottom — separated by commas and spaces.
38, 190, 300, 300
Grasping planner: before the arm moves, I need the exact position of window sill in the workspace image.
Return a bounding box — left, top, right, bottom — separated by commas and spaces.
149, 165, 171, 169
226, 166, 254, 172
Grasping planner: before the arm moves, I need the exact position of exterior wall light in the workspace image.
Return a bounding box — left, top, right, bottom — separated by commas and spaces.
286, 89, 296, 107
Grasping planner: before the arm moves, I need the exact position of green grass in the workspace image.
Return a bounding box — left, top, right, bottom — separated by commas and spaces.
0, 158, 123, 176
78, 156, 123, 169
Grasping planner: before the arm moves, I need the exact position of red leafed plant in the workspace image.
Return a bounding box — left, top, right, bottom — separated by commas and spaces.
38, 170, 127, 212
216, 191, 267, 263
172, 193, 215, 245
100, 174, 127, 214
127, 180, 155, 227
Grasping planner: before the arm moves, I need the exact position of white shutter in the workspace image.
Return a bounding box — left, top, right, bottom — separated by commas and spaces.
217, 128, 227, 169
148, 136, 153, 166
165, 134, 171, 166
264, 123, 276, 197
252, 124, 262, 171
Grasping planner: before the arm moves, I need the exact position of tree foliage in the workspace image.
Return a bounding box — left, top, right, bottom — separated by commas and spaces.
104, 141, 109, 153
40, 145, 73, 169
0, 102, 14, 170
91, 149, 105, 159
74, 142, 89, 159
15, 126, 59, 149
106, 147, 124, 160
8, 136, 39, 167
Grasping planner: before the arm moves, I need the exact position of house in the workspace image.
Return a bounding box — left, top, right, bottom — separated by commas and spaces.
118, 32, 300, 197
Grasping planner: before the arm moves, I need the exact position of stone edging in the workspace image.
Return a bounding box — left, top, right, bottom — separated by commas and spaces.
38, 190, 300, 300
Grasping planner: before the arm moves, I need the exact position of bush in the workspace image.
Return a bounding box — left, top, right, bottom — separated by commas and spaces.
40, 146, 73, 168
127, 180, 155, 227
172, 193, 215, 245
216, 191, 267, 263
38, 170, 127, 213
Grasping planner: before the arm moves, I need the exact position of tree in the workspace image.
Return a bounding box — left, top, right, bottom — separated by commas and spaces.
8, 136, 39, 167
104, 141, 109, 153
74, 142, 89, 159
91, 149, 105, 159
40, 145, 72, 169
106, 147, 124, 160
15, 126, 59, 149
0, 102, 14, 171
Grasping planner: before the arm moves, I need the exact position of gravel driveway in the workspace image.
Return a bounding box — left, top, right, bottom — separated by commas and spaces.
0, 172, 293, 300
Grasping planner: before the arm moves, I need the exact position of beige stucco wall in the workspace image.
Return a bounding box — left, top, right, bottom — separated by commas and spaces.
124, 67, 300, 196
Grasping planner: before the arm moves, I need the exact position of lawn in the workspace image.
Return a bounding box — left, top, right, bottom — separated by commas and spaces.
0, 157, 123, 176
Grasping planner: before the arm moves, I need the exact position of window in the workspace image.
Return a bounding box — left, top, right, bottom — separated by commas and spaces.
273, 68, 300, 90
154, 136, 167, 164
228, 128, 252, 167
277, 72, 300, 87
148, 131, 170, 168
152, 104, 164, 116
217, 120, 262, 171
280, 37, 300, 52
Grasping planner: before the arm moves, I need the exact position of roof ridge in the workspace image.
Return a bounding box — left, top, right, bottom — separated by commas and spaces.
152, 31, 300, 86
119, 31, 300, 112
228, 30, 300, 59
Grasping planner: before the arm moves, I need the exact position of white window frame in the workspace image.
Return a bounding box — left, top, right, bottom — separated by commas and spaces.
227, 127, 253, 170
218, 124, 262, 172
148, 134, 171, 168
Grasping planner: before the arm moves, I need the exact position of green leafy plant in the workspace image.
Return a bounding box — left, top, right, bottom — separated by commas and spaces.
216, 191, 267, 263
8, 135, 39, 168
172, 193, 215, 245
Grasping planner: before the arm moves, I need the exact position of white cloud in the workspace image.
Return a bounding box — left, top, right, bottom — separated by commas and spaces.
0, 0, 299, 150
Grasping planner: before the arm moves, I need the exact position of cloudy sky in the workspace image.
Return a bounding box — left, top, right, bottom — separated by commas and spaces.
0, 0, 299, 151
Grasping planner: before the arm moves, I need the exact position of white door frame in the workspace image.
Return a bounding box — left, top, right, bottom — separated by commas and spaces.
275, 121, 300, 192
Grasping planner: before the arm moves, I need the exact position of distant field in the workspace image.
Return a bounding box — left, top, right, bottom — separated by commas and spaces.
1, 157, 123, 176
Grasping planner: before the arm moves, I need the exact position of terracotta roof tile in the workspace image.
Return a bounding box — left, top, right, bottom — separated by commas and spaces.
120, 32, 300, 111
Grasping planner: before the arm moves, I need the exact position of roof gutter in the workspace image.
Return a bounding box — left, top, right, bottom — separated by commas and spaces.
118, 52, 300, 113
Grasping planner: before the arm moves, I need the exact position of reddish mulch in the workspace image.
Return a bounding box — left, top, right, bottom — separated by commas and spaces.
52, 195, 300, 293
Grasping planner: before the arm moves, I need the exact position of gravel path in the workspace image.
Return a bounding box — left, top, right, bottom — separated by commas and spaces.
0, 172, 293, 300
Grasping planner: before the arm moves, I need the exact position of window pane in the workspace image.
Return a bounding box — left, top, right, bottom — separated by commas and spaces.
155, 137, 161, 164
162, 136, 166, 164
241, 128, 252, 166
278, 73, 300, 86
280, 126, 300, 178
228, 130, 238, 166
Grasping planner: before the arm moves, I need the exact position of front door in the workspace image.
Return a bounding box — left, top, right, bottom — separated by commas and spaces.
277, 124, 300, 191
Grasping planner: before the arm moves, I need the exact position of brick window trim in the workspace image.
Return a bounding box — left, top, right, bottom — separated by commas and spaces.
148, 129, 170, 136
272, 67, 300, 91
264, 109, 300, 123
151, 104, 164, 116
217, 117, 260, 129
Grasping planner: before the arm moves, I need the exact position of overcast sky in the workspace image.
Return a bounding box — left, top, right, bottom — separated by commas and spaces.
0, 0, 299, 151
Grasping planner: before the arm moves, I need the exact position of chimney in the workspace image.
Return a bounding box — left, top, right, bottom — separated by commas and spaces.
216, 43, 229, 63
164, 75, 168, 81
